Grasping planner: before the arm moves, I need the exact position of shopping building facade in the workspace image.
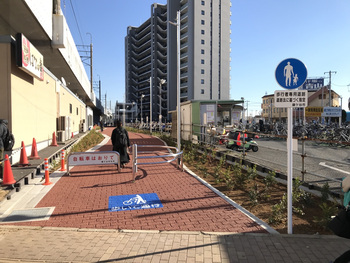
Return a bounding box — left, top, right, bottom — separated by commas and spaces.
0, 1, 100, 164
125, 0, 231, 122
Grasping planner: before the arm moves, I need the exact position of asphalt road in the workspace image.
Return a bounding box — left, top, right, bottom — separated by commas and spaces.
218, 137, 350, 194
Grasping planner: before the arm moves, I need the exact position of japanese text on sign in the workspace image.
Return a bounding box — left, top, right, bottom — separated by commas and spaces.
321, 107, 342, 117
305, 107, 323, 117
66, 151, 121, 175
68, 152, 120, 166
274, 90, 308, 108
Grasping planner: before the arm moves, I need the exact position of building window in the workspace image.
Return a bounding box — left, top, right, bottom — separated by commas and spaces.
201, 49, 205, 54
201, 89, 205, 94
201, 69, 205, 74
201, 30, 205, 35
69, 104, 72, 114
201, 59, 205, 64
201, 39, 205, 44
201, 20, 205, 25
201, 10, 205, 15
76, 107, 78, 115
201, 79, 205, 84
201, 0, 205, 5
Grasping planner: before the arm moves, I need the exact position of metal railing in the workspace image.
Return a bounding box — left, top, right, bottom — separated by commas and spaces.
131, 144, 183, 181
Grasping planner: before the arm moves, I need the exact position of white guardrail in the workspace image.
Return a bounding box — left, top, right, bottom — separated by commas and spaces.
131, 144, 183, 182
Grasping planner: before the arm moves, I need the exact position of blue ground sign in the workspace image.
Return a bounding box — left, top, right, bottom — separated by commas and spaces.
275, 58, 308, 89
108, 193, 163, 212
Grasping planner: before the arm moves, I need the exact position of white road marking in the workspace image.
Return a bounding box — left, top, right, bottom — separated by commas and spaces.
319, 162, 350, 175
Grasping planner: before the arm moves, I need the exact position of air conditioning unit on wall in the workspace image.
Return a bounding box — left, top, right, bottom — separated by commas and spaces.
57, 131, 66, 142
57, 116, 66, 131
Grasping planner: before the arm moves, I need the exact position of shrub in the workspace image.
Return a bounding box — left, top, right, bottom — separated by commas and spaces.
233, 161, 247, 189
69, 129, 104, 153
314, 202, 338, 229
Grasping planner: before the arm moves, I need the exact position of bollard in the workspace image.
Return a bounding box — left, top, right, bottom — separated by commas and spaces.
60, 149, 66, 171
42, 158, 53, 185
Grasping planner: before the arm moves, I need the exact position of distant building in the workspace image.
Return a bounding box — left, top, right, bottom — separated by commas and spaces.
125, 0, 231, 122
299, 78, 324, 91
261, 86, 340, 123
125, 4, 167, 123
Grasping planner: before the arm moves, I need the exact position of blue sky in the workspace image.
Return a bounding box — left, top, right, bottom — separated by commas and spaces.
64, 0, 350, 115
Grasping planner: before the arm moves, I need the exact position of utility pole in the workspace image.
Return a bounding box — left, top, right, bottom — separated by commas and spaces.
99, 78, 101, 102
86, 33, 93, 94
246, 100, 250, 121
324, 71, 336, 107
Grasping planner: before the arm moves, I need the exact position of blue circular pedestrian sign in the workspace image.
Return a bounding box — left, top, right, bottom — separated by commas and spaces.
275, 58, 308, 89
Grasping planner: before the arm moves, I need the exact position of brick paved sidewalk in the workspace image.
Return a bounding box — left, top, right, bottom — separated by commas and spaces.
3, 128, 270, 233
0, 127, 349, 263
0, 226, 348, 263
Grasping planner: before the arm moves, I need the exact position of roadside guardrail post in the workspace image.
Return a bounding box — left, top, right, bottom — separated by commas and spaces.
132, 144, 137, 182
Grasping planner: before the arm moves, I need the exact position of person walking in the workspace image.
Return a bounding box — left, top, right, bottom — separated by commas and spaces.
111, 120, 130, 168
331, 176, 350, 263
0, 119, 9, 179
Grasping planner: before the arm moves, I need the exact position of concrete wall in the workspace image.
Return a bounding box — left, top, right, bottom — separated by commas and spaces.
11, 65, 57, 149
57, 80, 86, 135
0, 42, 11, 124
25, 0, 53, 39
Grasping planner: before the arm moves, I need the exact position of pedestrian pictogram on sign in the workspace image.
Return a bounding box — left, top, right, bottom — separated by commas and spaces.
275, 58, 308, 90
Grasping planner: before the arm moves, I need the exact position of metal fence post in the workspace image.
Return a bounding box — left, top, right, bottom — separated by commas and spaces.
301, 137, 306, 182
132, 144, 137, 182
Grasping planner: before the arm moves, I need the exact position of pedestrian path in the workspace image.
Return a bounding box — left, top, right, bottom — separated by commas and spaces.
0, 225, 348, 263
0, 129, 270, 233
0, 127, 348, 262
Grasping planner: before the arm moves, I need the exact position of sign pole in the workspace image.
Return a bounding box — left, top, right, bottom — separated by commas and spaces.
275, 58, 308, 235
287, 107, 293, 234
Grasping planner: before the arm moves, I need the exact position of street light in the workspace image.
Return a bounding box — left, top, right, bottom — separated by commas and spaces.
169, 11, 181, 152
150, 77, 152, 134
159, 79, 166, 121
141, 94, 145, 123
241, 97, 245, 127
131, 101, 135, 123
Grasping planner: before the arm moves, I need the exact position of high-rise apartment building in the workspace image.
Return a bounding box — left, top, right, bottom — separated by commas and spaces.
125, 3, 167, 123
125, 0, 231, 122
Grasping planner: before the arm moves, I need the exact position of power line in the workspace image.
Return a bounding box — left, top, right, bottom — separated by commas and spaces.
68, 0, 84, 45
332, 83, 350, 87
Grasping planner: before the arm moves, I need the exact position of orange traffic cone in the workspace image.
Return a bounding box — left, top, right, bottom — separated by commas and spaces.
42, 158, 52, 185
2, 154, 16, 185
19, 141, 30, 167
51, 132, 58, 146
29, 138, 40, 159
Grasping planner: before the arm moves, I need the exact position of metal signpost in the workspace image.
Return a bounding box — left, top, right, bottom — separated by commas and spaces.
275, 58, 308, 234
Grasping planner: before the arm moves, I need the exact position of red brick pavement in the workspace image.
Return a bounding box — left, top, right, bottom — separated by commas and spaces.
9, 128, 267, 233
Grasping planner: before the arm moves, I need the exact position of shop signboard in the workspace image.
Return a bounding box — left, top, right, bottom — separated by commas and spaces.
321, 107, 342, 117
16, 33, 44, 81
305, 107, 323, 117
